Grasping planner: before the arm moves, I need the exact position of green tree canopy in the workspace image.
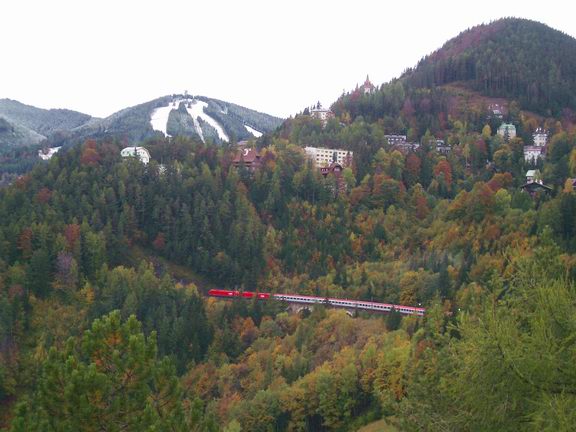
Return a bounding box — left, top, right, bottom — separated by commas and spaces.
11, 311, 189, 432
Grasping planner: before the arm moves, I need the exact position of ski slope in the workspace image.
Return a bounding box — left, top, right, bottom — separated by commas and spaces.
244, 124, 263, 138
186, 100, 229, 142
149, 98, 229, 142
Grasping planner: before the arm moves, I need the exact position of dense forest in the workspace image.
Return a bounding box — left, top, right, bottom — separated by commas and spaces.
2, 17, 576, 432
403, 18, 576, 116
333, 18, 576, 126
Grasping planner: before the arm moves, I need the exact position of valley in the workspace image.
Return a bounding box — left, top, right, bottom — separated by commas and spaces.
1, 16, 576, 432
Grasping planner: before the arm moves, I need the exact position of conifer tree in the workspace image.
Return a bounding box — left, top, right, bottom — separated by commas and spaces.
11, 311, 189, 431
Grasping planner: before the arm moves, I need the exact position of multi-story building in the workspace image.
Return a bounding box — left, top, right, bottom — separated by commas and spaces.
385, 135, 407, 146
435, 139, 451, 155
232, 148, 262, 171
121, 146, 151, 165
524, 146, 545, 163
305, 146, 353, 167
497, 123, 517, 141
320, 162, 347, 196
394, 142, 420, 153
488, 103, 504, 119
523, 128, 548, 163
309, 102, 335, 126
533, 128, 548, 147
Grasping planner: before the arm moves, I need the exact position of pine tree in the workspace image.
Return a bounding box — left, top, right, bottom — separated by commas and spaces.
11, 311, 189, 431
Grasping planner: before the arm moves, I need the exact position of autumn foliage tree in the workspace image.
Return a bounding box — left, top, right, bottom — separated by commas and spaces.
11, 311, 189, 432
80, 139, 102, 166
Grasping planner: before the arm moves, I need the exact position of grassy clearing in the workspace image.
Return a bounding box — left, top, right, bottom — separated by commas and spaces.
128, 245, 218, 292
356, 418, 399, 432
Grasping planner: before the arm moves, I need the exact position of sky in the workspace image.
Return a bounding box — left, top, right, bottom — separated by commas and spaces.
1, 0, 575, 119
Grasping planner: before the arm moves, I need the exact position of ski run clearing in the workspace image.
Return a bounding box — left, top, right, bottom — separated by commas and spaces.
244, 124, 263, 137
150, 98, 228, 142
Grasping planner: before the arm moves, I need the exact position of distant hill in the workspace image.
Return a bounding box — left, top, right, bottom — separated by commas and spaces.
0, 95, 282, 152
0, 99, 93, 138
70, 94, 283, 145
0, 94, 283, 175
0, 116, 45, 149
401, 18, 576, 116
331, 18, 576, 139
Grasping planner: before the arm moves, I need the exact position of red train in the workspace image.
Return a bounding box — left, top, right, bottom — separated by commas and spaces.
207, 289, 425, 316
208, 289, 271, 300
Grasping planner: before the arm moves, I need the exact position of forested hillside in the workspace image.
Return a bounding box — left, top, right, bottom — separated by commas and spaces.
0, 99, 93, 138
403, 18, 576, 115
1, 17, 576, 432
0, 95, 282, 179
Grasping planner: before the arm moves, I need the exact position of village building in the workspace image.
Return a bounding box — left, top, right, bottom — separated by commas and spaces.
305, 146, 353, 167
309, 102, 335, 125
488, 103, 504, 119
526, 169, 541, 183
320, 162, 347, 195
497, 123, 517, 141
359, 75, 376, 94
385, 135, 407, 146
435, 139, 451, 154
532, 127, 548, 147
523, 128, 548, 163
384, 134, 421, 152
120, 146, 150, 165
394, 142, 420, 153
522, 169, 551, 196
38, 146, 62, 161
521, 181, 552, 196
232, 147, 261, 171
524, 146, 545, 163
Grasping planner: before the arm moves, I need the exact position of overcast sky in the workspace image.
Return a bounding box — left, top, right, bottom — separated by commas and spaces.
1, 0, 574, 119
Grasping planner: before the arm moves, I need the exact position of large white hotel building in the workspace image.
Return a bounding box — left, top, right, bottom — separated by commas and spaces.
304, 146, 353, 167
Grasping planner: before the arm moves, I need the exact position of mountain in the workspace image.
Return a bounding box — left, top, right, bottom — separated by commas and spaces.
69, 94, 282, 145
0, 95, 282, 152
402, 18, 576, 115
330, 18, 576, 143
0, 98, 93, 139
0, 99, 93, 149
0, 94, 283, 175
0, 116, 45, 149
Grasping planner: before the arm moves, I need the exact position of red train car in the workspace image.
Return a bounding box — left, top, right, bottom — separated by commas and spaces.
208, 289, 271, 300
208, 289, 238, 298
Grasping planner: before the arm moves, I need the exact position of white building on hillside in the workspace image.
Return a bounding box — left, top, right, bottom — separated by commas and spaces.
309, 103, 335, 125
38, 147, 62, 161
385, 135, 407, 146
121, 146, 151, 165
497, 123, 516, 141
524, 146, 545, 163
526, 169, 542, 183
305, 146, 353, 167
533, 128, 548, 147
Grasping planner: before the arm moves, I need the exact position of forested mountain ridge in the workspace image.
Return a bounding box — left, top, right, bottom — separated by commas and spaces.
0, 117, 44, 150
0, 95, 283, 177
331, 18, 576, 136
0, 95, 282, 152
0, 99, 93, 138
0, 99, 91, 150
403, 18, 576, 115
69, 95, 283, 145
